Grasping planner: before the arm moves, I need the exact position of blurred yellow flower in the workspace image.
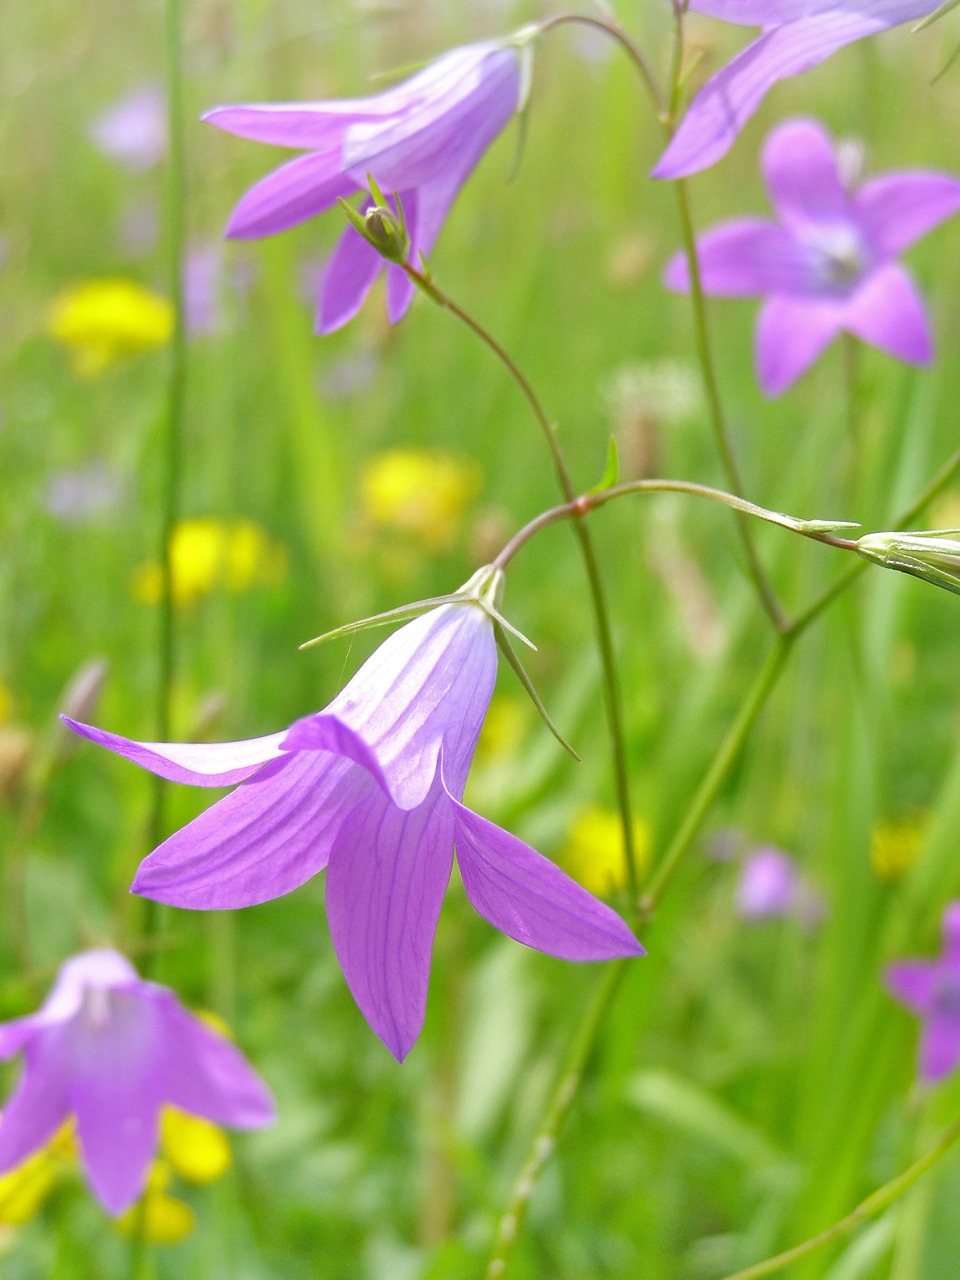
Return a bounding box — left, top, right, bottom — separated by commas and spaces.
0, 682, 12, 726
161, 1108, 231, 1185
561, 804, 651, 897
0, 1122, 75, 1226
133, 517, 288, 607
475, 696, 527, 763
870, 814, 929, 882
115, 1161, 196, 1246
361, 449, 480, 549
48, 279, 173, 376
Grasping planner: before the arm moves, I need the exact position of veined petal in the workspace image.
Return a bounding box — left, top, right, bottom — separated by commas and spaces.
663, 219, 813, 296
153, 996, 275, 1127
919, 1013, 960, 1081
132, 752, 364, 909
451, 800, 643, 961
315, 216, 383, 334
856, 171, 960, 258
321, 603, 497, 809
653, 12, 900, 179
688, 1, 851, 19
755, 294, 842, 394
204, 106, 357, 150
342, 45, 519, 192
841, 263, 932, 364
325, 785, 455, 1061
62, 716, 286, 788
224, 151, 356, 239
0, 1033, 72, 1174
886, 960, 937, 1013
68, 991, 161, 1214
762, 118, 851, 229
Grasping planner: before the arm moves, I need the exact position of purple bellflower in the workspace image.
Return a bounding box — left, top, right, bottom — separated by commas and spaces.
735, 845, 824, 926
655, 2, 942, 178
0, 949, 274, 1215
664, 118, 960, 395
205, 36, 530, 333
886, 902, 960, 1083
65, 570, 643, 1062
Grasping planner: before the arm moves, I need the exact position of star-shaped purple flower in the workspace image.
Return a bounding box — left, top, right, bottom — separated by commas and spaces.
886, 902, 960, 1082
663, 118, 960, 395
655, 2, 942, 178
66, 580, 642, 1062
0, 949, 274, 1215
205, 37, 527, 333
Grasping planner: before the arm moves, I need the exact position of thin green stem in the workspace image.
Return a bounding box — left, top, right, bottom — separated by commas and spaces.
484, 961, 628, 1280
641, 638, 792, 909
404, 263, 642, 907
659, 3, 785, 631
717, 1114, 960, 1280
537, 13, 664, 115
143, 0, 188, 968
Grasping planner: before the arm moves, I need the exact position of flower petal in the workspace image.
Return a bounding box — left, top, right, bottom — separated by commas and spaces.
0, 1033, 72, 1174
755, 294, 842, 394
321, 603, 497, 809
919, 1013, 960, 1082
324, 787, 454, 1061
68, 992, 161, 1214
315, 218, 383, 334
342, 45, 519, 192
204, 105, 358, 150
856, 171, 960, 259
132, 752, 364, 909
224, 150, 356, 239
841, 263, 932, 364
663, 219, 813, 296
62, 716, 286, 788
451, 800, 643, 961
762, 118, 850, 229
886, 960, 937, 1013
653, 12, 899, 179
153, 997, 275, 1127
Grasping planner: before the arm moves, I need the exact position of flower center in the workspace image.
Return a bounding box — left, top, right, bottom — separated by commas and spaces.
808, 224, 869, 293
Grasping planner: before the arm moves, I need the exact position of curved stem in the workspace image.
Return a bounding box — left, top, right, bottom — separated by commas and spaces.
717, 1113, 960, 1280
404, 262, 642, 907
142, 0, 187, 970
537, 12, 664, 115
485, 960, 628, 1279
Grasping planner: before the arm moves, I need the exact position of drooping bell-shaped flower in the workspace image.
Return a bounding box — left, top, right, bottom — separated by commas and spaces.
66, 570, 643, 1062
0, 950, 274, 1215
205, 35, 531, 332
664, 118, 960, 394
656, 1, 944, 178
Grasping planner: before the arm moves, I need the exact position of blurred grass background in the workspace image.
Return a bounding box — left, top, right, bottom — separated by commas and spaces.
4, 1, 960, 1277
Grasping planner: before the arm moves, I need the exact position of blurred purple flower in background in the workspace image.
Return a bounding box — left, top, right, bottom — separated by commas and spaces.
656, 2, 943, 178
664, 118, 960, 395
0, 950, 274, 1214
45, 461, 122, 525
205, 37, 527, 332
89, 86, 167, 171
886, 902, 960, 1082
736, 846, 824, 925
66, 581, 643, 1062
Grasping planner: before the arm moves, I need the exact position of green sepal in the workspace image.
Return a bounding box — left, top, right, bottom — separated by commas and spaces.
914, 0, 960, 32
494, 624, 581, 762
589, 436, 620, 496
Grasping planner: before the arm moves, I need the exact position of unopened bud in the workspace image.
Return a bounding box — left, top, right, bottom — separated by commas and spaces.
338, 174, 410, 265
856, 530, 960, 597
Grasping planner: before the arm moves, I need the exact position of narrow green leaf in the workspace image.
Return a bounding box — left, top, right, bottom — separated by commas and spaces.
494, 625, 581, 761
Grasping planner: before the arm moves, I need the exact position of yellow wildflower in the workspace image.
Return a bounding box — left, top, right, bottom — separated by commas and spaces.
115, 1162, 195, 1246
561, 804, 652, 897
48, 279, 173, 376
0, 682, 12, 725
361, 449, 480, 549
870, 814, 929, 882
0, 1122, 76, 1226
475, 696, 527, 763
132, 517, 288, 607
161, 1108, 231, 1185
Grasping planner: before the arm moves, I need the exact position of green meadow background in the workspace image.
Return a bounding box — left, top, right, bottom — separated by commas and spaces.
4, 1, 960, 1276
